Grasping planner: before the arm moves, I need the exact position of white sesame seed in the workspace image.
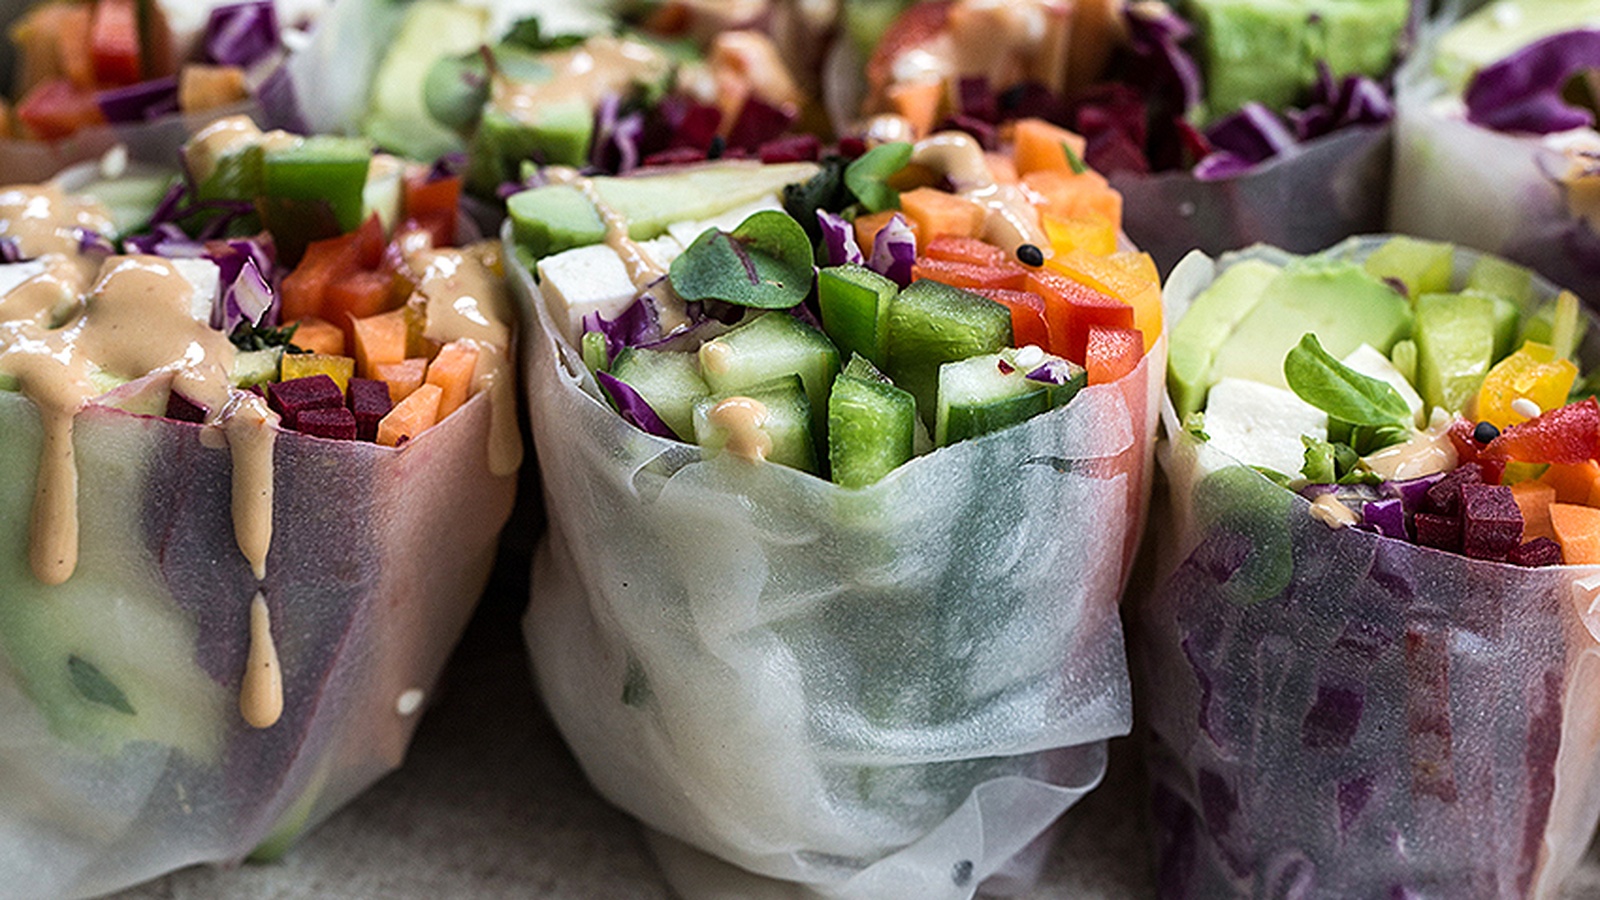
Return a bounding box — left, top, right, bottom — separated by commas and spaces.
1492, 2, 1522, 29
100, 145, 128, 180
396, 689, 425, 716
1013, 345, 1045, 368
1512, 397, 1542, 419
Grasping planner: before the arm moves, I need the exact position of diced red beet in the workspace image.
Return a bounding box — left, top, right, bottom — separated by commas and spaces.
758, 133, 822, 163
939, 115, 997, 149
957, 76, 998, 122
1414, 513, 1462, 552
643, 147, 709, 167
662, 98, 722, 152
346, 377, 393, 443
165, 390, 208, 424
837, 136, 867, 159
1509, 537, 1564, 567
726, 97, 797, 150
1422, 463, 1483, 517
267, 374, 344, 430
296, 406, 357, 441
1460, 483, 1523, 561
1361, 497, 1408, 540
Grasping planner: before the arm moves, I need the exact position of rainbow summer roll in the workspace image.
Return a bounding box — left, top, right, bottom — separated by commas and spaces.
1140, 234, 1600, 897
1389, 0, 1600, 309
509, 123, 1162, 898
0, 118, 520, 898
0, 0, 327, 184
826, 0, 1412, 274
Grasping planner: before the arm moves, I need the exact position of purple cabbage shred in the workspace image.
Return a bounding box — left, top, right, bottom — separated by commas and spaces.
1466, 30, 1600, 134
596, 371, 679, 440
203, 1, 281, 69
868, 213, 915, 288
817, 210, 864, 267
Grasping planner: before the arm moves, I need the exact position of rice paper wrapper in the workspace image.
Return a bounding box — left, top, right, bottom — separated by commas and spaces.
0, 382, 515, 899
1388, 37, 1600, 304
511, 236, 1163, 899
1137, 237, 1600, 899
1114, 124, 1392, 277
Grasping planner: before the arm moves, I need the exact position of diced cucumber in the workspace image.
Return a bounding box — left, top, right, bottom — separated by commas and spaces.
818, 264, 898, 368
509, 184, 606, 259
1390, 339, 1418, 385
698, 312, 841, 441
693, 375, 817, 472
1362, 236, 1453, 299
1485, 291, 1521, 360
1415, 291, 1496, 412
935, 352, 1051, 445
262, 136, 374, 233
884, 279, 1012, 426
609, 347, 710, 440
232, 348, 282, 388
829, 356, 916, 488
581, 331, 609, 374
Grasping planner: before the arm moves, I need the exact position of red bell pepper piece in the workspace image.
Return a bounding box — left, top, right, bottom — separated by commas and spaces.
1025, 269, 1134, 363
1483, 397, 1600, 466
1084, 325, 1143, 385
924, 235, 1012, 268
15, 78, 105, 140
402, 173, 461, 247
279, 215, 386, 323
911, 256, 1028, 292
973, 288, 1049, 351
90, 0, 143, 86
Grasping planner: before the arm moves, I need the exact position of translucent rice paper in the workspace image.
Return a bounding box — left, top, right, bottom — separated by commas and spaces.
1113, 124, 1393, 276
1137, 237, 1600, 899
0, 381, 515, 899
1388, 27, 1600, 304
511, 232, 1163, 899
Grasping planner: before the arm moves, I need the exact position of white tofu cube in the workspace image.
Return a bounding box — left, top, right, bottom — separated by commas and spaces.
1204, 377, 1328, 478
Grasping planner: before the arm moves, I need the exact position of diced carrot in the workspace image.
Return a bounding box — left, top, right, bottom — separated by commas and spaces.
1046, 249, 1163, 353
925, 235, 1012, 268
377, 383, 443, 447
15, 78, 104, 140
55, 3, 96, 89
985, 152, 1019, 185
853, 209, 918, 252
281, 353, 355, 393
1042, 211, 1116, 257
899, 187, 986, 244
912, 256, 1027, 292
402, 172, 461, 247
1085, 325, 1144, 385
1549, 503, 1600, 564
886, 80, 943, 138
178, 64, 248, 113
425, 340, 479, 420
1026, 269, 1134, 363
1540, 461, 1600, 505
89, 0, 142, 86
1511, 481, 1558, 542
974, 288, 1050, 351
375, 358, 429, 402
1012, 118, 1089, 176
352, 309, 409, 379
326, 270, 398, 346
1022, 169, 1122, 230
289, 317, 347, 357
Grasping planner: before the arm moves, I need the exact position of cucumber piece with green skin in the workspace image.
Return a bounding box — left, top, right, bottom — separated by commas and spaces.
818, 264, 898, 369
884, 279, 1012, 427
1362, 236, 1453, 299
262, 136, 374, 234
693, 374, 817, 472
698, 312, 840, 441
609, 347, 710, 440
509, 184, 607, 259
231, 348, 282, 388
829, 355, 916, 488
1415, 291, 1496, 413
581, 331, 609, 375
935, 352, 1050, 446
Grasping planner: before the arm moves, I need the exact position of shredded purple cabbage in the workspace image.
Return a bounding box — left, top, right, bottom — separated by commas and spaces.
124, 223, 206, 257
868, 213, 915, 288
96, 77, 181, 124
1025, 359, 1077, 385
817, 210, 863, 267
1466, 29, 1600, 134
1124, 2, 1203, 116
582, 295, 661, 361
1194, 103, 1300, 179
592, 93, 646, 174
204, 1, 281, 68
218, 256, 276, 330
0, 237, 21, 263
595, 370, 679, 440
1362, 497, 1408, 540
255, 63, 309, 134
76, 228, 115, 257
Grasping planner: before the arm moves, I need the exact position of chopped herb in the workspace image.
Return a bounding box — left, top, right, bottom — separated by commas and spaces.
230, 320, 305, 353
501, 16, 586, 52
1062, 141, 1087, 175
843, 141, 913, 213
782, 156, 851, 244
1181, 411, 1209, 442
68, 655, 135, 715
669, 210, 816, 309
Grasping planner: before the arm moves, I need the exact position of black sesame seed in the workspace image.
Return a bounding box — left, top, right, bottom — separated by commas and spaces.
1473, 421, 1500, 444
1016, 243, 1044, 267
707, 135, 725, 160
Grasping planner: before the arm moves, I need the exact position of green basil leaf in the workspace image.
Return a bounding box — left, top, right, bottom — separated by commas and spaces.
844, 142, 913, 213
1301, 435, 1337, 484
68, 655, 135, 716
669, 210, 815, 309
1284, 333, 1413, 428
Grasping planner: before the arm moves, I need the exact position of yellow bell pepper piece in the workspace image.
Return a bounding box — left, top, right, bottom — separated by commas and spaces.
1475, 341, 1578, 430
1045, 249, 1163, 352
1043, 211, 1117, 257
280, 353, 356, 393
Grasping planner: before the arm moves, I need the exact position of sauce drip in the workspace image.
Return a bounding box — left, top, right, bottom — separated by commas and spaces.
911, 131, 1048, 252
1310, 494, 1360, 530
492, 36, 671, 125
240, 592, 283, 729
708, 396, 773, 461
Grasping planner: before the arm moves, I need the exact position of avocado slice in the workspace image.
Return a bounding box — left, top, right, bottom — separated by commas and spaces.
508, 161, 822, 259
363, 0, 492, 162
1168, 258, 1280, 417
1210, 258, 1413, 391
1362, 236, 1454, 299
1415, 290, 1497, 413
